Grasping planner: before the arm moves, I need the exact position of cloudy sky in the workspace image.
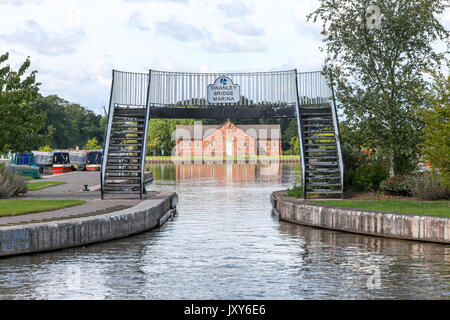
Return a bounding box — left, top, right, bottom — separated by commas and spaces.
0, 0, 449, 114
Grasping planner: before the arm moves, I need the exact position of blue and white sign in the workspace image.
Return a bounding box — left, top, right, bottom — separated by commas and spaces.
207, 76, 240, 104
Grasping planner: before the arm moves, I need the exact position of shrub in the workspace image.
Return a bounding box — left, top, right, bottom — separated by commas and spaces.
287, 185, 304, 198
408, 171, 450, 200
347, 164, 388, 192
0, 166, 27, 198
39, 145, 53, 152
380, 176, 412, 196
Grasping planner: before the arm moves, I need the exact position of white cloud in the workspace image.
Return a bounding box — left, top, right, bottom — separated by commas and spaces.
0, 20, 85, 56
0, 0, 43, 5
217, 0, 251, 18
203, 38, 267, 53
225, 21, 265, 37
122, 0, 187, 3
292, 0, 323, 41
154, 17, 209, 41
125, 11, 151, 31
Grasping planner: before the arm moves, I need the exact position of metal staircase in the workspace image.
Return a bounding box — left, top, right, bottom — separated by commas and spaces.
101, 71, 150, 199
299, 103, 344, 197
295, 71, 344, 198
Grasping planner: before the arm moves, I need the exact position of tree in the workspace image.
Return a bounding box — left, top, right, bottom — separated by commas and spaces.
0, 52, 47, 152
85, 137, 102, 150
35, 95, 106, 149
289, 136, 300, 155
147, 118, 194, 156
308, 0, 449, 176
421, 70, 449, 187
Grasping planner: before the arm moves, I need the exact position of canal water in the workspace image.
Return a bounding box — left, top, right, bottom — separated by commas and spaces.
0, 163, 448, 299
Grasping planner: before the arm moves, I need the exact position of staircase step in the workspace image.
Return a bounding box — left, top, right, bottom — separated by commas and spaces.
104, 186, 140, 192
108, 149, 142, 154
110, 136, 143, 141
304, 135, 335, 139
109, 143, 142, 147
306, 161, 339, 166
112, 124, 145, 128
302, 124, 333, 128
307, 189, 343, 194
111, 130, 143, 134
107, 154, 141, 158
304, 130, 335, 134
103, 191, 141, 195
114, 108, 146, 115
300, 113, 333, 120
105, 176, 140, 180
106, 168, 141, 173
306, 176, 340, 181
308, 182, 341, 187
304, 144, 336, 148
305, 155, 338, 160
104, 182, 140, 186
305, 148, 336, 152
106, 175, 141, 180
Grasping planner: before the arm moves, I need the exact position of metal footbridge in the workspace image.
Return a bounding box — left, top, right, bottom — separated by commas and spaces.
101, 69, 344, 199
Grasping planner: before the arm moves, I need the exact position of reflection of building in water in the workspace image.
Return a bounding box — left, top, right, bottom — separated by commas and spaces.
176, 163, 282, 184
175, 120, 281, 157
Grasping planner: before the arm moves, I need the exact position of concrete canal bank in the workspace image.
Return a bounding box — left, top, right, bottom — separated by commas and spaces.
0, 192, 178, 257
271, 191, 450, 244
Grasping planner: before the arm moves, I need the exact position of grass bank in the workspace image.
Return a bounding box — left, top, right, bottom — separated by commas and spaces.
0, 200, 85, 217
309, 200, 450, 218
27, 181, 66, 191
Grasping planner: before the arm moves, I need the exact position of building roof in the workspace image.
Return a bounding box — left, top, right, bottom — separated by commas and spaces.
175, 121, 281, 140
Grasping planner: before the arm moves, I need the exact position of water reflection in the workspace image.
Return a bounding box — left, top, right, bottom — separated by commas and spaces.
0, 163, 448, 300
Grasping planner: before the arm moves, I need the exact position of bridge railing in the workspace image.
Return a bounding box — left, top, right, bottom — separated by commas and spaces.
112, 70, 149, 108
297, 71, 333, 105
148, 70, 299, 108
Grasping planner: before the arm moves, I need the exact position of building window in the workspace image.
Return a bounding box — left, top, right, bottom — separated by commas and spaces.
266, 141, 269, 148
244, 141, 247, 148
210, 141, 214, 148
180, 142, 184, 148
196, 142, 200, 148
189, 141, 192, 148
273, 141, 277, 147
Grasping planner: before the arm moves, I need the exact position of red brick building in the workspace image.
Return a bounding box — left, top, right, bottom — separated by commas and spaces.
175, 120, 281, 157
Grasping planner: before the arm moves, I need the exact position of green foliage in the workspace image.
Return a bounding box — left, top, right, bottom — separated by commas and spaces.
408, 170, 450, 200
35, 95, 106, 150
346, 164, 388, 192
289, 136, 300, 155
85, 137, 101, 150
39, 145, 53, 152
308, 0, 449, 176
0, 52, 47, 153
287, 185, 304, 198
380, 176, 412, 196
421, 71, 450, 187
0, 165, 27, 198
147, 118, 194, 156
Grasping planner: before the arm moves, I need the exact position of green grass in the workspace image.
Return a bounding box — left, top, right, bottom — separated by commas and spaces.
0, 200, 86, 217
309, 200, 450, 218
27, 181, 66, 191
